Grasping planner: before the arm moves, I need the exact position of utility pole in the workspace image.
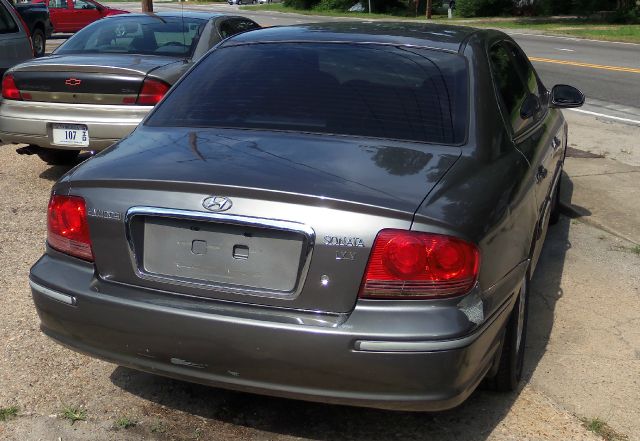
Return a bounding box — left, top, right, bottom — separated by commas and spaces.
142, 0, 153, 13
426, 0, 432, 19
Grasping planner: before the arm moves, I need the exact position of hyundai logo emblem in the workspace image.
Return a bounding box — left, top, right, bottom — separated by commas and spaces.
202, 196, 233, 212
65, 78, 82, 86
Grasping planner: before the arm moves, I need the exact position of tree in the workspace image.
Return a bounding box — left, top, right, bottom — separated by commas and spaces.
142, 0, 153, 13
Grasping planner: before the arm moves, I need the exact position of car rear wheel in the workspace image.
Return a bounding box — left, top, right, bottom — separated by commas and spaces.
486, 275, 528, 392
32, 28, 46, 58
549, 174, 562, 225
35, 147, 80, 165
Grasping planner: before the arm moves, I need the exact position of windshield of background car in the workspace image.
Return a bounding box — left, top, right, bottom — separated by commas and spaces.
146, 43, 469, 144
55, 16, 206, 57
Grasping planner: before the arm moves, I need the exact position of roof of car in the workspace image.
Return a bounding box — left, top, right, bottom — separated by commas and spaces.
226, 21, 479, 53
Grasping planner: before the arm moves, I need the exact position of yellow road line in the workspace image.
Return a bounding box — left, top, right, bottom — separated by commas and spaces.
529, 57, 640, 74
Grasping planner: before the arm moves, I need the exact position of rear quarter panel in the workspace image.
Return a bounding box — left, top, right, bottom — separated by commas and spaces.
414, 32, 539, 318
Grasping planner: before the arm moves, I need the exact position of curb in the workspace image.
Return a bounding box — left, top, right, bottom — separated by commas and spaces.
559, 201, 639, 246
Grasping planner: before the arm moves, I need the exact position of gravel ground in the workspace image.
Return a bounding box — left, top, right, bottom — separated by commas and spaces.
0, 144, 616, 441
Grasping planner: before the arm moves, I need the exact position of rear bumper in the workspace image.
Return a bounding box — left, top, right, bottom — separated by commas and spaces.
30, 253, 520, 411
0, 99, 151, 150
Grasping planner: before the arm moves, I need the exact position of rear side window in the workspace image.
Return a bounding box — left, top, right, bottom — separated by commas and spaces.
219, 18, 260, 39
0, 2, 18, 34
147, 43, 468, 144
48, 0, 67, 9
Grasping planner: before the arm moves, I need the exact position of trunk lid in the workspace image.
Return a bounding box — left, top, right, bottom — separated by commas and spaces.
10, 54, 180, 105
70, 127, 462, 313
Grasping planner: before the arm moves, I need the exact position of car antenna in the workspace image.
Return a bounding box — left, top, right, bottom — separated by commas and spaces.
181, 0, 187, 62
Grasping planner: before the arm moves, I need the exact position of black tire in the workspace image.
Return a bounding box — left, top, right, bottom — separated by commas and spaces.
35, 147, 80, 165
548, 175, 562, 225
486, 276, 529, 392
32, 28, 46, 58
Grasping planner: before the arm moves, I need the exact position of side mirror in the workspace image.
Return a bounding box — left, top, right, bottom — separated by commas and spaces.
520, 94, 541, 120
550, 84, 584, 108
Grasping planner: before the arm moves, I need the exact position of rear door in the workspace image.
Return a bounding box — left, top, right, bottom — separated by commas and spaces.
47, 0, 71, 32
488, 40, 563, 268
68, 0, 101, 32
0, 0, 33, 76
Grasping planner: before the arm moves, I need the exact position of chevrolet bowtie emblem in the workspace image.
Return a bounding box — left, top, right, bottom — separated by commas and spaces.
65, 78, 82, 86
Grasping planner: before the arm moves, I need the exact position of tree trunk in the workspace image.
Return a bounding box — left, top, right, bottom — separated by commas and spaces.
426, 0, 432, 19
142, 0, 153, 13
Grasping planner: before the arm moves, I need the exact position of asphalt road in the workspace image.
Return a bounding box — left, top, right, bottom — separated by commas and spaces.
91, 2, 640, 124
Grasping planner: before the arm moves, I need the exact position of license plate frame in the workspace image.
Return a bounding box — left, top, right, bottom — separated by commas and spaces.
51, 123, 89, 147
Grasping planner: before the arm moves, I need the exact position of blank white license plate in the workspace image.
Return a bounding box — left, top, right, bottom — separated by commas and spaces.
52, 124, 89, 147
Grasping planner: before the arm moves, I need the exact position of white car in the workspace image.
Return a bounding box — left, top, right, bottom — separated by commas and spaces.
227, 0, 257, 5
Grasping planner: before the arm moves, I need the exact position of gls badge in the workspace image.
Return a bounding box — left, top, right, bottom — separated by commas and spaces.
202, 196, 233, 212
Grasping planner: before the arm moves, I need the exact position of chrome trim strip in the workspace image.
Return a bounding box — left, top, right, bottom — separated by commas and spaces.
29, 280, 76, 306
355, 297, 513, 352
124, 206, 316, 300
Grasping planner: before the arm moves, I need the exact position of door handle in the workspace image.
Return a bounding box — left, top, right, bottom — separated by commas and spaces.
551, 136, 561, 150
536, 166, 548, 183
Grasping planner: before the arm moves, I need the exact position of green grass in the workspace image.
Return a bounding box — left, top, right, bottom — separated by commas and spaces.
241, 3, 446, 19
631, 244, 640, 255
0, 406, 19, 422
582, 417, 629, 441
469, 19, 640, 43
114, 416, 137, 429
241, 5, 640, 42
61, 406, 87, 425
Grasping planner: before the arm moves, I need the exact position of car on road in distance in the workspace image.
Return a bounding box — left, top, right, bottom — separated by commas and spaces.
13, 0, 54, 57
29, 22, 584, 411
30, 0, 127, 33
227, 0, 256, 5
0, 12, 260, 164
0, 0, 33, 76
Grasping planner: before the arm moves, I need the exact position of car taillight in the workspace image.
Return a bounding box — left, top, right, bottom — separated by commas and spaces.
47, 195, 94, 261
2, 74, 22, 100
135, 78, 170, 106
359, 229, 479, 299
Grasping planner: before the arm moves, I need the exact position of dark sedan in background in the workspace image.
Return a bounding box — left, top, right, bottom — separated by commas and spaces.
0, 12, 259, 164
30, 22, 584, 411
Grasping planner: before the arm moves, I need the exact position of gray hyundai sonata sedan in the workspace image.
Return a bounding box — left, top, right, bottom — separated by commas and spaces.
30, 22, 584, 411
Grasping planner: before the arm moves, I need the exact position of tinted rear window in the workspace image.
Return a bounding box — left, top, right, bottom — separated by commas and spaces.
147, 43, 468, 144
55, 16, 206, 57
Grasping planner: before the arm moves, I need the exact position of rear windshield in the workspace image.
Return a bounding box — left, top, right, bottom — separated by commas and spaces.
55, 16, 206, 57
147, 43, 468, 144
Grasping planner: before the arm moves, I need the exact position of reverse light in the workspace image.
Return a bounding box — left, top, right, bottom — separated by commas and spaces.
359, 229, 479, 299
2, 74, 21, 100
135, 78, 170, 106
47, 195, 94, 261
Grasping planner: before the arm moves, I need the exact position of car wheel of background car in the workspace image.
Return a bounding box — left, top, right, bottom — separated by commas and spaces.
31, 28, 46, 57
485, 275, 529, 392
35, 147, 80, 165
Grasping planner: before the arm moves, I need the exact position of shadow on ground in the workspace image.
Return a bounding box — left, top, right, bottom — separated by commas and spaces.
38, 152, 93, 181
109, 195, 573, 440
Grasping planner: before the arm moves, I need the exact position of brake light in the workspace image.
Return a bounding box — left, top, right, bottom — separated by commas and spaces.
135, 78, 170, 105
359, 229, 479, 299
2, 74, 21, 100
47, 195, 94, 261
